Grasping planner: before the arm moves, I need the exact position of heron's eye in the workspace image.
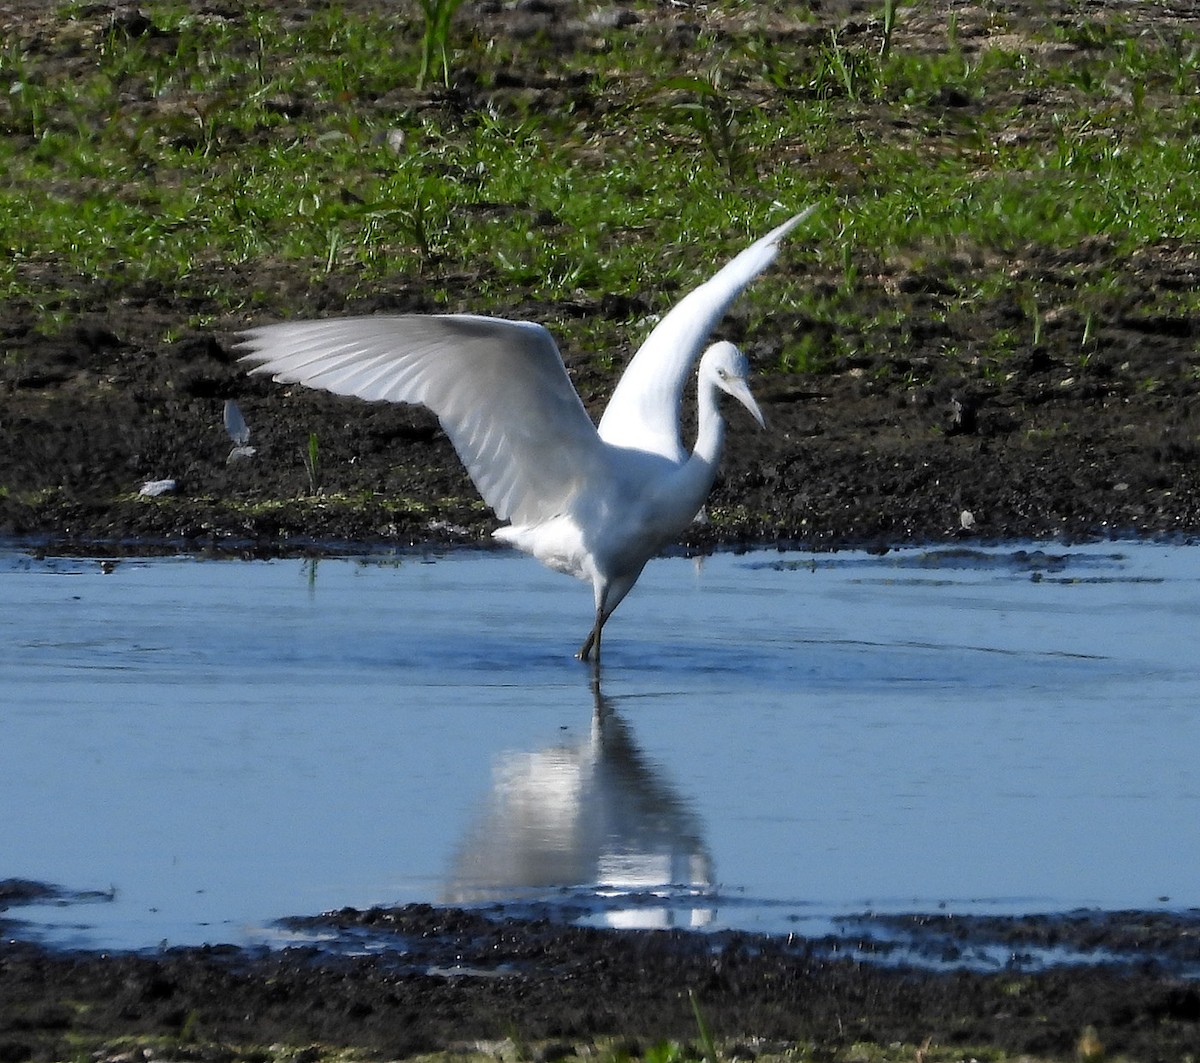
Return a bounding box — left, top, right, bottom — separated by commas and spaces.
717, 368, 728, 379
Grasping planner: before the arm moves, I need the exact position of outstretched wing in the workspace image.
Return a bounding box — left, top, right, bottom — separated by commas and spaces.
597, 207, 816, 459
238, 314, 606, 526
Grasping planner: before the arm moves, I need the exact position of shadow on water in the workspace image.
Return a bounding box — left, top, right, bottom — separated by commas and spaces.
444, 678, 716, 930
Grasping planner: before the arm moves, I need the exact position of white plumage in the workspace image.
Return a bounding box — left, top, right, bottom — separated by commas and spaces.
238, 208, 813, 661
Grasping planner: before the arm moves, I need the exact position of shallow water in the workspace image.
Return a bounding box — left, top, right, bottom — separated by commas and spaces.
2, 540, 1197, 953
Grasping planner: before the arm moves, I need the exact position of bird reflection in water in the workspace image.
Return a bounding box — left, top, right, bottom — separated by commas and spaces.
445, 679, 714, 929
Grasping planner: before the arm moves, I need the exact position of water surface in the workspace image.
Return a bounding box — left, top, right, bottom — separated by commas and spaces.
2, 541, 1197, 951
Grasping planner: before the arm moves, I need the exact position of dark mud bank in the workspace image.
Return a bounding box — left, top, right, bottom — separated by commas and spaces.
3, 898, 1200, 1061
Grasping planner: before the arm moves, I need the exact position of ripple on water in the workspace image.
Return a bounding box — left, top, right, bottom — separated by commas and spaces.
1, 541, 1198, 954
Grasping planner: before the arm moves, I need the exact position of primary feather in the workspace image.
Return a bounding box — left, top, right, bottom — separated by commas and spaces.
237, 210, 813, 660
240, 314, 605, 526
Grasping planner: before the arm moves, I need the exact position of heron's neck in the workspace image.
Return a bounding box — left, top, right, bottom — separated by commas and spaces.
692, 374, 725, 468
650, 376, 724, 536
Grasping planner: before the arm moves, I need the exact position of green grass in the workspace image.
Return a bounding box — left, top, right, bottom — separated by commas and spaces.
3, 0, 1200, 372
417, 0, 466, 89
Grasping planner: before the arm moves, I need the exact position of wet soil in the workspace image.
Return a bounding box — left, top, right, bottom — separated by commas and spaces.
4, 0, 1200, 1059
6, 234, 1200, 553
3, 892, 1200, 1063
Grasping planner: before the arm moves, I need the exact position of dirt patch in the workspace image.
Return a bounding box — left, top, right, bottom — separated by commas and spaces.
5, 238, 1200, 552
2, 901, 1200, 1062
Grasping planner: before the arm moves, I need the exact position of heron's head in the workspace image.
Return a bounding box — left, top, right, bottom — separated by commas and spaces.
700, 341, 766, 429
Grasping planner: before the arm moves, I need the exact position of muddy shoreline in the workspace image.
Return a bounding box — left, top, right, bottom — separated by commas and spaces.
3, 893, 1200, 1063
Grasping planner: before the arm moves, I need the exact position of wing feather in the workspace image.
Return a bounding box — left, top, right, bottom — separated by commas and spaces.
238, 314, 606, 525
597, 207, 816, 458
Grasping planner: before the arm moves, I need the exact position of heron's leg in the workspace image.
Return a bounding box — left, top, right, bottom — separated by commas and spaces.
579, 578, 614, 663
577, 609, 602, 662
578, 578, 609, 662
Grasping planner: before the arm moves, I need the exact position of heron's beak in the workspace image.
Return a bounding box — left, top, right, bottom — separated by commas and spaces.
729, 377, 767, 430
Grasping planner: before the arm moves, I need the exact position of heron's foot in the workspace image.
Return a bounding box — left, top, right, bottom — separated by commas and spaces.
577, 625, 600, 662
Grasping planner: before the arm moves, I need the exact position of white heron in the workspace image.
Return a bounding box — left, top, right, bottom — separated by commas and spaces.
237, 207, 814, 661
